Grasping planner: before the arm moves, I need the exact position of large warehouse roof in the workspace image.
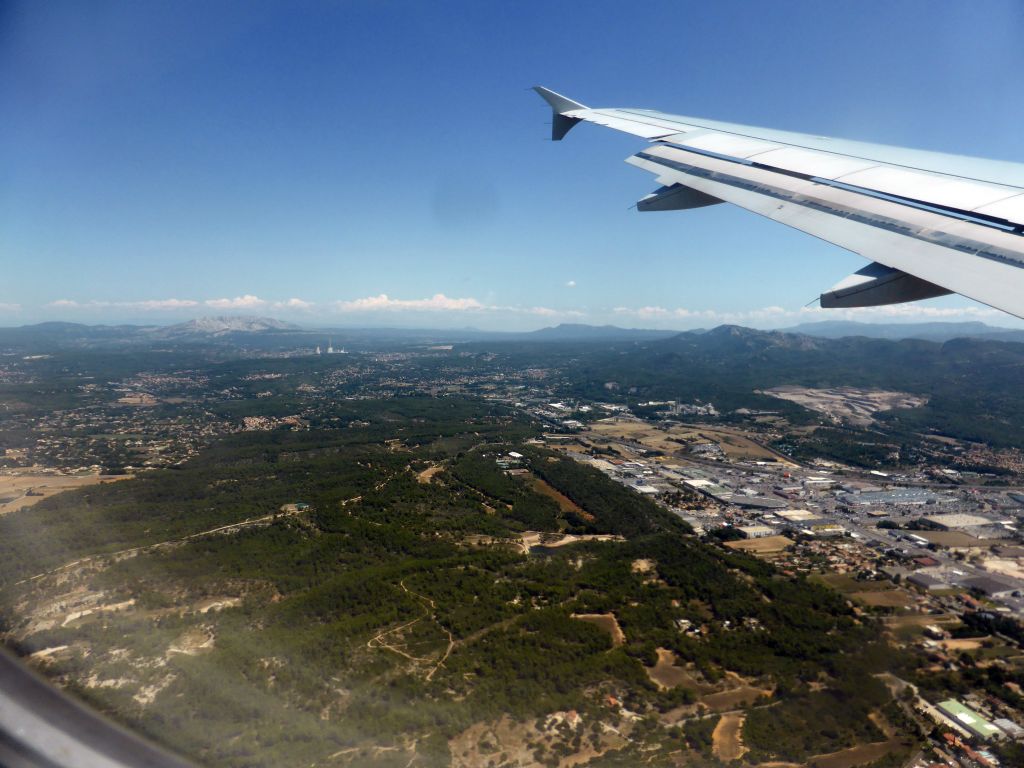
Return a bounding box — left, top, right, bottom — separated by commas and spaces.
937, 700, 1003, 741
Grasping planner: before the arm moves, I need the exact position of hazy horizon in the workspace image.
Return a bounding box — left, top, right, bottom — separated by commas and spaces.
4, 311, 1024, 336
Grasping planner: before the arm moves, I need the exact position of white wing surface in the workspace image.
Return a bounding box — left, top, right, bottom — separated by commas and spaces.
534, 86, 1024, 319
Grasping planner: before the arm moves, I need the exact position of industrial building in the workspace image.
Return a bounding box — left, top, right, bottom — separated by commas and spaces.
960, 576, 1018, 599
922, 513, 997, 530
936, 700, 1004, 742
775, 509, 820, 522
737, 525, 776, 539
994, 718, 1024, 740
730, 496, 788, 510
841, 488, 948, 506
907, 572, 949, 592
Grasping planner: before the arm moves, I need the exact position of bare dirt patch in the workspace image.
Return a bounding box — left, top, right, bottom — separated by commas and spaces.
631, 558, 655, 574
646, 648, 703, 691
520, 531, 624, 555
571, 613, 625, 646
939, 637, 986, 651
29, 645, 69, 662
529, 475, 588, 517
134, 674, 176, 707
713, 712, 748, 762
450, 713, 627, 768
195, 597, 242, 614
759, 386, 926, 427
416, 465, 443, 484
631, 558, 661, 584
868, 711, 895, 739
979, 557, 1024, 580
62, 598, 135, 628
166, 627, 214, 657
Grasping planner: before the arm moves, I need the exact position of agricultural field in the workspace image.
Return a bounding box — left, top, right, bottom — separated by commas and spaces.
0, 471, 130, 515
849, 590, 914, 609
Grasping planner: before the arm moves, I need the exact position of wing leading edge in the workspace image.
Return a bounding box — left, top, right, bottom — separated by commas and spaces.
533, 86, 1024, 320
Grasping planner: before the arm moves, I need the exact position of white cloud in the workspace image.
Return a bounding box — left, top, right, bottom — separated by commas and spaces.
529, 307, 558, 317
0, 302, 21, 311
614, 305, 669, 318
801, 304, 1003, 320
48, 298, 199, 311
205, 295, 267, 309
566, 280, 576, 288
273, 298, 314, 310
612, 301, 1009, 327
130, 298, 199, 310
613, 306, 720, 320
331, 293, 583, 320
334, 293, 486, 313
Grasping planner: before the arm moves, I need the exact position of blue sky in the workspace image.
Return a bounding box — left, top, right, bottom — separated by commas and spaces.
3, 0, 1024, 330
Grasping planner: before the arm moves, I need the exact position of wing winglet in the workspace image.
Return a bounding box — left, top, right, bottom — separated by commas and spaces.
533, 86, 589, 140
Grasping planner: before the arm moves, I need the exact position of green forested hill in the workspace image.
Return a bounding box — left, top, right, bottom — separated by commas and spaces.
536, 326, 1024, 448
0, 398, 909, 767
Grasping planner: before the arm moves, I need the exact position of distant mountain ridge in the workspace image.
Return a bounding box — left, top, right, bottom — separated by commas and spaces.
156, 316, 302, 337
561, 322, 1024, 450
4, 318, 1024, 350
781, 320, 1024, 343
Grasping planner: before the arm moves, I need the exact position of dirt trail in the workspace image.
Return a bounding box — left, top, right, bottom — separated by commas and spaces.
367, 580, 454, 681
12, 477, 405, 589
13, 477, 406, 590
13, 505, 311, 587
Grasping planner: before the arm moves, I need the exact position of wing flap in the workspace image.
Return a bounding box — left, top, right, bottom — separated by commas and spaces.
744, 146, 878, 179
627, 144, 1024, 318
975, 193, 1024, 223
820, 263, 952, 308
665, 131, 781, 158
833, 165, 1020, 213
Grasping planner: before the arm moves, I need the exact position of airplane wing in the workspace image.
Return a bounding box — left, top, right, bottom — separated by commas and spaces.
533, 86, 1024, 319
